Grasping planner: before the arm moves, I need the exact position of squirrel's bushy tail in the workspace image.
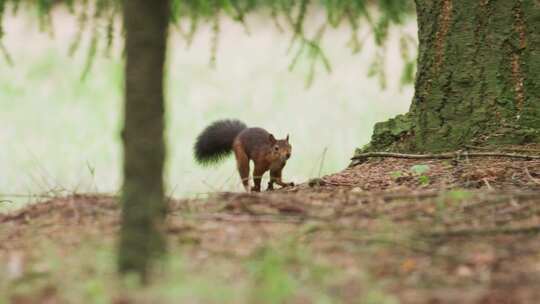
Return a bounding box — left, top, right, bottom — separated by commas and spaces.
194, 119, 247, 166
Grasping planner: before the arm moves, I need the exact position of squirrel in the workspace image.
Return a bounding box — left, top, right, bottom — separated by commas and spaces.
194, 119, 294, 192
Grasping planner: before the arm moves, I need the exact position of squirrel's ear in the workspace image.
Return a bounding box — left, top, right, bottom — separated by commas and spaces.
269, 134, 277, 144
286, 134, 289, 142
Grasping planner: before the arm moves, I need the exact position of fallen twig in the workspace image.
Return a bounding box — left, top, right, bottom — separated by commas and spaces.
465, 145, 540, 154
351, 151, 540, 162
175, 212, 314, 224
423, 225, 540, 238
482, 178, 493, 190
0, 194, 58, 199
524, 167, 540, 185
0, 193, 120, 199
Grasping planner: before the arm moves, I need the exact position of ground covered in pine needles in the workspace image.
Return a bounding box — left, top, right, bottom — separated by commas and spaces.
2, 149, 540, 304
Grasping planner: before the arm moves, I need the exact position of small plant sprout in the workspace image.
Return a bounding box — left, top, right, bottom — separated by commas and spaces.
390, 171, 404, 179
410, 164, 430, 175
410, 164, 430, 186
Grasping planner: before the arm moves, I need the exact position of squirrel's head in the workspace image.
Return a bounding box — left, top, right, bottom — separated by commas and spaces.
269, 134, 291, 163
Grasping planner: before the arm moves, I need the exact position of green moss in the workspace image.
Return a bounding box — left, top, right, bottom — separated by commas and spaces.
368, 113, 414, 151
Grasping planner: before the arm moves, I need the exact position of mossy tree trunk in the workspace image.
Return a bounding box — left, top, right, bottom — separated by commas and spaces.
118, 0, 170, 278
368, 0, 540, 153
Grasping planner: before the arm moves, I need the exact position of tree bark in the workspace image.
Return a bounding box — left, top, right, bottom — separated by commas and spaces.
367, 0, 540, 153
118, 0, 169, 278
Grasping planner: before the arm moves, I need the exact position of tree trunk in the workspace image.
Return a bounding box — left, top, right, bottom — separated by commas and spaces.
367, 0, 540, 153
118, 0, 169, 278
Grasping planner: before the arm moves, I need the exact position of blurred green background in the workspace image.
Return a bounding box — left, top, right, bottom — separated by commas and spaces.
1, 11, 414, 208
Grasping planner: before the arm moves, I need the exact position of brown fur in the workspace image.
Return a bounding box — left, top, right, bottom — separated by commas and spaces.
232, 127, 293, 192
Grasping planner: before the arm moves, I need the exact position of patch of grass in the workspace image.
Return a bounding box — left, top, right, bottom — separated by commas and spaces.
247, 239, 334, 304
417, 175, 430, 186
444, 189, 474, 201
0, 235, 397, 304
436, 189, 473, 208
390, 170, 404, 179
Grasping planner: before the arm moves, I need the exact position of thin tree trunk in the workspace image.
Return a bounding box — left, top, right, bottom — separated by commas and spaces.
118, 0, 170, 278
367, 0, 540, 153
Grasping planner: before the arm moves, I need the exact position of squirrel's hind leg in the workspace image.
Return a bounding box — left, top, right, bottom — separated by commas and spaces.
234, 145, 250, 192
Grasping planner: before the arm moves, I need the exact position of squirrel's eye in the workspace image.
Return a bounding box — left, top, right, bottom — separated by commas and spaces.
274, 146, 279, 151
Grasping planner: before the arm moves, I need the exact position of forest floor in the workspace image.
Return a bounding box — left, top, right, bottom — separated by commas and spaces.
2, 146, 540, 304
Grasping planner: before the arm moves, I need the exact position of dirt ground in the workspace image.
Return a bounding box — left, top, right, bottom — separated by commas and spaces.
2, 148, 540, 303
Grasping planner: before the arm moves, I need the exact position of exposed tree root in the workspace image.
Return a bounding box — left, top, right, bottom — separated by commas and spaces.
351, 151, 540, 165
465, 145, 540, 154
